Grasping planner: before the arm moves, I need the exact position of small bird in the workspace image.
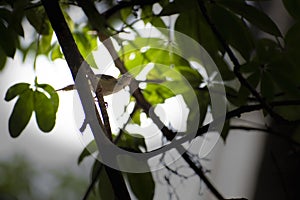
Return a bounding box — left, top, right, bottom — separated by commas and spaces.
57, 74, 133, 96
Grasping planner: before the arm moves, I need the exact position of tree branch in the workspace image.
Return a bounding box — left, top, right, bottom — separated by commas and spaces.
41, 1, 130, 199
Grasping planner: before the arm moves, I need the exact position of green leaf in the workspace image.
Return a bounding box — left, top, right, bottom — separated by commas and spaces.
39, 30, 53, 54
175, 11, 221, 54
143, 83, 175, 105
0, 47, 6, 70
5, 83, 30, 101
285, 22, 300, 51
225, 86, 242, 106
195, 89, 210, 126
91, 159, 102, 184
0, 21, 17, 57
158, 2, 179, 16
208, 4, 254, 60
150, 16, 166, 28
78, 140, 98, 165
0, 8, 11, 23
73, 25, 98, 58
51, 43, 63, 61
141, 5, 153, 24
131, 109, 142, 125
221, 119, 230, 141
8, 89, 34, 138
34, 91, 56, 132
98, 164, 115, 200
175, 66, 203, 88
120, 7, 132, 21
283, 0, 300, 19
261, 71, 275, 101
127, 171, 154, 200
10, 0, 27, 37
218, 0, 282, 36
213, 55, 235, 80
255, 38, 280, 62
26, 6, 50, 35
117, 133, 147, 152
238, 70, 261, 104
37, 83, 59, 113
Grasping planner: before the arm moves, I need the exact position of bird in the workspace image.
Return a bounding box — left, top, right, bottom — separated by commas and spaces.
56, 74, 133, 96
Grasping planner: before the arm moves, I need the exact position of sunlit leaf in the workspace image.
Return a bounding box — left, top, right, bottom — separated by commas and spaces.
143, 83, 175, 105
141, 5, 153, 24
51, 43, 63, 60
39, 30, 53, 54
131, 108, 142, 125
74, 25, 98, 58
120, 7, 132, 21
8, 89, 34, 138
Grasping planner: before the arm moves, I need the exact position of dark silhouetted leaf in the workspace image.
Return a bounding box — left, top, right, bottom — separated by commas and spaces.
208, 4, 254, 60
159, 2, 179, 16
37, 83, 59, 113
219, 0, 282, 36
0, 47, 6, 70
78, 140, 97, 165
261, 72, 275, 101
8, 89, 34, 138
117, 133, 147, 152
255, 38, 280, 62
221, 119, 230, 142
127, 170, 154, 200
34, 91, 56, 132
26, 6, 50, 35
0, 21, 17, 57
283, 0, 300, 19
98, 164, 115, 200
5, 83, 30, 101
